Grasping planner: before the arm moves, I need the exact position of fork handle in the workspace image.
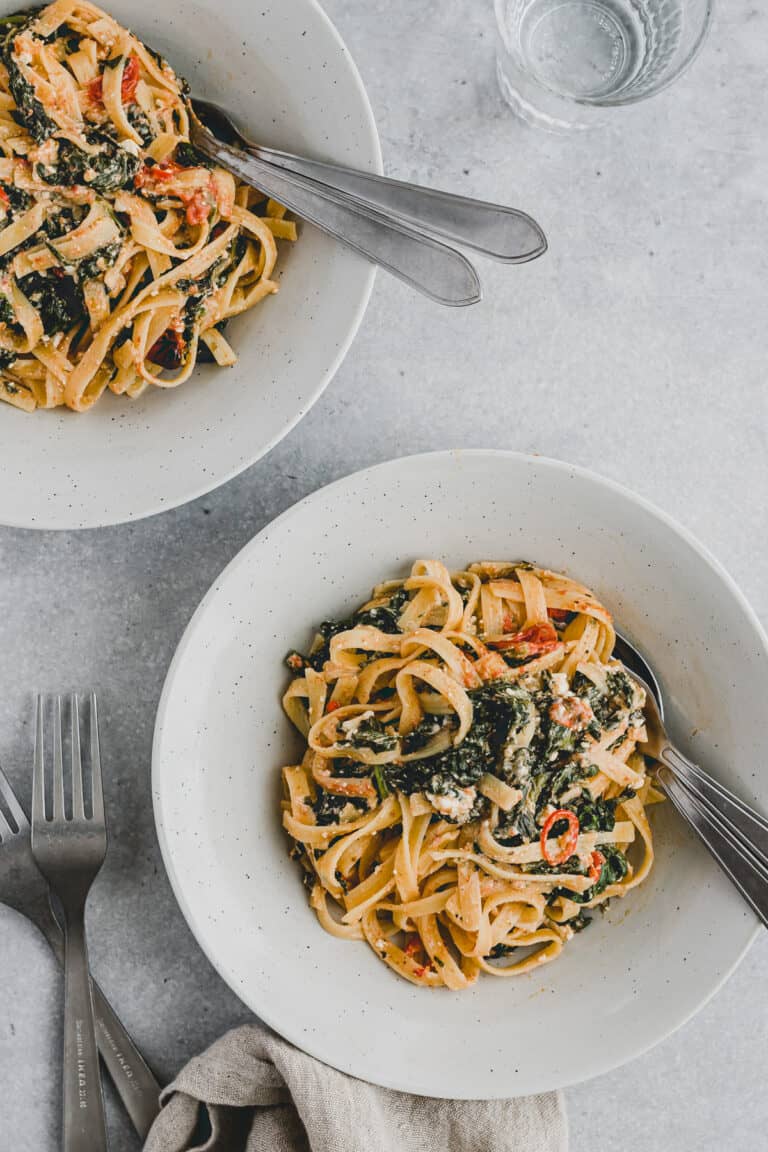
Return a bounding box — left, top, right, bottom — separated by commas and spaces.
63, 915, 108, 1152
658, 766, 768, 928
659, 743, 768, 870
41, 905, 161, 1137
91, 979, 161, 1137
193, 135, 481, 306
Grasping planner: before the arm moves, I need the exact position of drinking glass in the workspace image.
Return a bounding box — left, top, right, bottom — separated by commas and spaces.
495, 0, 714, 131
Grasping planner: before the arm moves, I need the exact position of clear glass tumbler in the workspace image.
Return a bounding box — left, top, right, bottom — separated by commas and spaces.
495, 0, 714, 131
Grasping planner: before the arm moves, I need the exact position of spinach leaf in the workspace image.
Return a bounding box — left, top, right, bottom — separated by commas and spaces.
38, 137, 140, 195
17, 270, 84, 335
0, 181, 31, 215
549, 845, 629, 905
386, 681, 532, 796
0, 295, 13, 325
174, 141, 210, 168
0, 347, 17, 369
312, 791, 367, 826
3, 26, 57, 144
338, 715, 397, 755
127, 105, 154, 147
76, 240, 122, 282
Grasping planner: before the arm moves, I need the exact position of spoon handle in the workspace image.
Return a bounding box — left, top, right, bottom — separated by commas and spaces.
250, 146, 547, 264
658, 765, 768, 928
194, 135, 481, 307
659, 742, 768, 869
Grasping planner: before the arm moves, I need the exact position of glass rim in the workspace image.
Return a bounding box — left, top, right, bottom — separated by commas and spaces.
494, 0, 716, 110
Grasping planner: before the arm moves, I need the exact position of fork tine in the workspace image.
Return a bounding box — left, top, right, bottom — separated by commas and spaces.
89, 692, 104, 824
0, 762, 29, 831
71, 694, 84, 819
53, 695, 65, 821
32, 694, 46, 825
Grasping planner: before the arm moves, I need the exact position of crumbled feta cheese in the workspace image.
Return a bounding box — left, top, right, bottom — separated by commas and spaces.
426, 786, 477, 824
340, 710, 374, 735
550, 672, 569, 696
119, 139, 140, 157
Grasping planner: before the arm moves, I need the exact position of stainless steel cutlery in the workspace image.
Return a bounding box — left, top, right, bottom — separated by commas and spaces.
189, 98, 547, 307
616, 632, 768, 927
0, 759, 160, 1137
31, 694, 109, 1152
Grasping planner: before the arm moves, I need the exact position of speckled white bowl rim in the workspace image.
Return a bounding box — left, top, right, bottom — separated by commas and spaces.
152, 449, 767, 1098
0, 0, 381, 530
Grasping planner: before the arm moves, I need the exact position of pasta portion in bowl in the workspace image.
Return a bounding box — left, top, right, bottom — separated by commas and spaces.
0, 0, 295, 412
281, 559, 662, 989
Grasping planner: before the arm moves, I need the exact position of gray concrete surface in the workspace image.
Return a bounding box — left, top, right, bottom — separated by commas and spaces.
1, 1, 767, 1148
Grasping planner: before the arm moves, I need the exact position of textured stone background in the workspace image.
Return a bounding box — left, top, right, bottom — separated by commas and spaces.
1, 1, 767, 1148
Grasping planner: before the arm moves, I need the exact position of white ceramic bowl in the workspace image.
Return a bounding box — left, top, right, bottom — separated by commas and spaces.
0, 0, 380, 529
153, 450, 767, 1098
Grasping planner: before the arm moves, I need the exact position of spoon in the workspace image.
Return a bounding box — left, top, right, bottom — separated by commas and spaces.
189, 99, 545, 306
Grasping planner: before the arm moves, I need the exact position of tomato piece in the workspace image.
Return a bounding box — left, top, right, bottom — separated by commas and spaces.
326, 699, 341, 713
147, 328, 185, 369
548, 607, 571, 622
588, 850, 605, 884
488, 622, 560, 657
120, 55, 140, 102
184, 190, 211, 227
0, 187, 9, 208
149, 161, 184, 182
540, 809, 580, 866
404, 933, 422, 957
88, 54, 140, 104
548, 695, 594, 730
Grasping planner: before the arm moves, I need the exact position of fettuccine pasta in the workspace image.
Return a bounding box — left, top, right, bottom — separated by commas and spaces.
281, 560, 662, 989
0, 1, 295, 412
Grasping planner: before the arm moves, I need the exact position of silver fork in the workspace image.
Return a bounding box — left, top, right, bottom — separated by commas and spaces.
0, 762, 160, 1137
31, 694, 108, 1152
615, 631, 768, 927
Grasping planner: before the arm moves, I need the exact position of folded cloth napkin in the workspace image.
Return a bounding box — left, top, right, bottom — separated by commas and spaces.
143, 1023, 568, 1152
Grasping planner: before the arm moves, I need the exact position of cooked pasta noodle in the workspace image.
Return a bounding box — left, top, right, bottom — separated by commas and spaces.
281, 560, 662, 989
0, 1, 295, 412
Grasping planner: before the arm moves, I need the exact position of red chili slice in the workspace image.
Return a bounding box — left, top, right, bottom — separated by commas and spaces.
325, 699, 341, 713
540, 809, 580, 866
588, 850, 605, 884
0, 187, 9, 208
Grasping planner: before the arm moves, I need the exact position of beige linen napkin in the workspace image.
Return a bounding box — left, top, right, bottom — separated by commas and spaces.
143, 1023, 568, 1152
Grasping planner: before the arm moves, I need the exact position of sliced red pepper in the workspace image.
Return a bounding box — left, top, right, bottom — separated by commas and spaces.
88, 54, 140, 105
540, 809, 580, 866
588, 850, 605, 884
